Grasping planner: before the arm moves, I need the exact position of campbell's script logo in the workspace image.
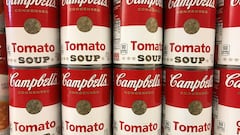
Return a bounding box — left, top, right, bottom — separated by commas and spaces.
61, 0, 108, 7
6, 0, 57, 8
9, 72, 58, 90
225, 73, 240, 88
170, 73, 213, 92
116, 73, 161, 91
168, 0, 215, 9
231, 0, 240, 6
126, 0, 163, 8
62, 72, 108, 90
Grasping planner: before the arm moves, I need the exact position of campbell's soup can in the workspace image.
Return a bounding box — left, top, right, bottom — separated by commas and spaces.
4, 0, 60, 67
213, 66, 240, 135
113, 65, 162, 135
163, 0, 216, 67
218, 0, 240, 66
8, 67, 61, 135
113, 0, 163, 65
60, 0, 111, 65
61, 66, 111, 135
163, 67, 213, 135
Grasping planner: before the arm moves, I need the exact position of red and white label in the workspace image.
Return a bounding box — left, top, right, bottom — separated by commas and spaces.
114, 67, 162, 134
164, 0, 216, 67
214, 67, 240, 134
218, 0, 240, 65
7, 40, 60, 67
8, 67, 61, 135
113, 0, 163, 65
164, 68, 213, 135
4, 0, 60, 67
61, 67, 111, 135
60, 0, 111, 65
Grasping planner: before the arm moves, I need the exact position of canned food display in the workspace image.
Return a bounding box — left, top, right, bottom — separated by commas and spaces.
1, 0, 240, 135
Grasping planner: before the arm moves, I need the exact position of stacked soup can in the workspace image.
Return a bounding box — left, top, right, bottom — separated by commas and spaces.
60, 0, 111, 135
113, 0, 163, 134
0, 0, 9, 134
214, 0, 240, 134
4, 0, 61, 134
163, 0, 216, 135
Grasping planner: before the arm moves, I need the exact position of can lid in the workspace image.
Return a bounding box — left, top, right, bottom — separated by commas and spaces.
164, 65, 213, 70
114, 64, 162, 69
215, 64, 240, 69
61, 64, 111, 69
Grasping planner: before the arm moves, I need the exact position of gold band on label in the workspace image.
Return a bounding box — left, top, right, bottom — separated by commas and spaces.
188, 100, 203, 115
24, 18, 41, 34
184, 18, 200, 34
26, 99, 43, 114
76, 100, 92, 115
77, 16, 93, 32
145, 17, 158, 33
132, 100, 147, 115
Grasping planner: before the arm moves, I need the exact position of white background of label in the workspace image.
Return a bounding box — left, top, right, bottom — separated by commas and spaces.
218, 27, 240, 65
114, 26, 163, 64
6, 28, 60, 67
62, 104, 110, 135
10, 104, 61, 135
164, 105, 212, 135
164, 28, 215, 67
214, 105, 240, 135
61, 26, 111, 65
114, 105, 161, 135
